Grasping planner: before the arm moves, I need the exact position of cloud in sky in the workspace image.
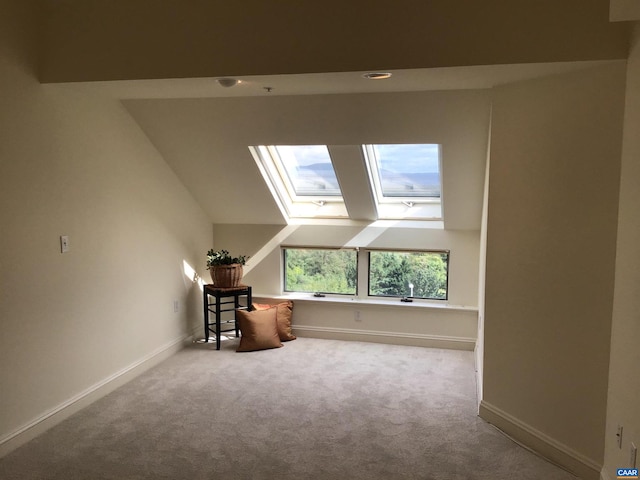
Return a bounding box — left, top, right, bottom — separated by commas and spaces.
276, 145, 331, 168
374, 144, 440, 174
275, 144, 441, 174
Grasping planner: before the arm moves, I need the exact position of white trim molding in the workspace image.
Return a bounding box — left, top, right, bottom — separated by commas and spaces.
479, 400, 602, 480
293, 324, 475, 351
0, 334, 190, 458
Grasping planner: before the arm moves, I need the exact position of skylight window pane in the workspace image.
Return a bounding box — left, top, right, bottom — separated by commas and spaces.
275, 145, 341, 196
373, 144, 441, 197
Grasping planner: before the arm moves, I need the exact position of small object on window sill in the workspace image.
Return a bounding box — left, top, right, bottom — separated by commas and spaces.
401, 297, 413, 303
314, 292, 326, 298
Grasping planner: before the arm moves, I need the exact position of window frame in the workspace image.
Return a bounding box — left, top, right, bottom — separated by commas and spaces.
367, 248, 450, 301
362, 143, 444, 221
249, 145, 349, 220
281, 246, 449, 302
271, 145, 342, 201
282, 246, 359, 296
363, 144, 442, 203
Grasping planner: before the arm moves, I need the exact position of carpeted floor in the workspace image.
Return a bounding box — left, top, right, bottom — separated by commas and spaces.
0, 337, 577, 479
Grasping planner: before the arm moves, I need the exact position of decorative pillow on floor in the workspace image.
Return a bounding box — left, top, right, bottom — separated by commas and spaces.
252, 301, 297, 341
236, 307, 283, 352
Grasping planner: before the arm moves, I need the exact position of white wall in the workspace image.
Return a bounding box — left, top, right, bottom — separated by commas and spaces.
0, 1, 212, 455
211, 223, 479, 349
602, 23, 640, 480
481, 63, 626, 479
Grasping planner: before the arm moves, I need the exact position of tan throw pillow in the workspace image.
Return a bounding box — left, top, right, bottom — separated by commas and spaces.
252, 301, 297, 341
236, 307, 283, 352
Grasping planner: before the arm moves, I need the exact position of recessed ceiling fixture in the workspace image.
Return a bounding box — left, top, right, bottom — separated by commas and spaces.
216, 77, 239, 88
362, 72, 392, 80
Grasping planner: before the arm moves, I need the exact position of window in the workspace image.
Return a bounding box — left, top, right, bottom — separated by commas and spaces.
363, 144, 443, 220
249, 145, 348, 219
283, 247, 357, 295
365, 144, 441, 199
368, 250, 448, 300
251, 143, 443, 223
283, 247, 449, 301
274, 145, 341, 197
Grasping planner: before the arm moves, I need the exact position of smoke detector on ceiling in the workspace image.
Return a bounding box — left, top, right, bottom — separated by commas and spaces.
362, 72, 392, 80
216, 77, 239, 88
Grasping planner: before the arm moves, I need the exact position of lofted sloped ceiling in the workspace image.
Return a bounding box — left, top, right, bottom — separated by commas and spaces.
117, 61, 621, 229
118, 60, 623, 229
38, 0, 630, 231
123, 89, 494, 229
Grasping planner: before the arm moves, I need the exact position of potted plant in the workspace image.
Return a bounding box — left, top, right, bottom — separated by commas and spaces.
206, 249, 249, 287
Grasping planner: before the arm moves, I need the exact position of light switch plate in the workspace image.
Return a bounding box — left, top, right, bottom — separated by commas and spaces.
60, 235, 70, 253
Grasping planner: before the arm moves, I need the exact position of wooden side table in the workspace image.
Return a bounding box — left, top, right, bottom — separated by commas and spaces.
202, 284, 252, 350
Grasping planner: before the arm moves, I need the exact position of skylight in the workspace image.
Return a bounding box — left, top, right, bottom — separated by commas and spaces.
274, 145, 341, 197
249, 145, 348, 220
365, 144, 441, 200
363, 143, 443, 221
250, 143, 443, 223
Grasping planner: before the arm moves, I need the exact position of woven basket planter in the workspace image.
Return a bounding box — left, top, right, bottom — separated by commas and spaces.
209, 264, 243, 288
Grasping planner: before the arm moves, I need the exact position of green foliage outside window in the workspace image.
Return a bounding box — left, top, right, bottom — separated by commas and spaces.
284, 248, 357, 295
368, 251, 448, 300
283, 248, 448, 300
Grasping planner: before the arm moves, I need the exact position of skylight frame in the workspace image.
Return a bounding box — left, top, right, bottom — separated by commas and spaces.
269, 145, 343, 203
362, 143, 444, 221
249, 145, 349, 221
363, 143, 442, 204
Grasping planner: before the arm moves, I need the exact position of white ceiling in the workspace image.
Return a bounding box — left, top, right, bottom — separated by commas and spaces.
123, 89, 492, 228
60, 60, 618, 229
64, 61, 616, 99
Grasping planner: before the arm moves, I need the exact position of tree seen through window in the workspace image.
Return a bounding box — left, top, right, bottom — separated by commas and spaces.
368, 251, 448, 300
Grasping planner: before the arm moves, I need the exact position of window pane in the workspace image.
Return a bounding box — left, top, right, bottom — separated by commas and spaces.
372, 144, 441, 197
275, 145, 342, 196
284, 248, 357, 295
368, 251, 448, 300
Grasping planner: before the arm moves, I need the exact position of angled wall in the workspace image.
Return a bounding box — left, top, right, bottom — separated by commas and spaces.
0, 0, 211, 455
602, 23, 640, 480
481, 63, 626, 479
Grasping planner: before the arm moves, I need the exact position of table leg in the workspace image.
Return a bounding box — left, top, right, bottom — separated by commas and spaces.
216, 294, 221, 350
203, 288, 209, 343
232, 294, 238, 338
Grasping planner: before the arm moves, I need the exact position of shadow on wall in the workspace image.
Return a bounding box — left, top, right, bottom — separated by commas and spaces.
212, 222, 452, 296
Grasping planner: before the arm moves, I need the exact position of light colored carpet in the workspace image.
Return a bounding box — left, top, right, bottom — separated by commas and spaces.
0, 337, 577, 479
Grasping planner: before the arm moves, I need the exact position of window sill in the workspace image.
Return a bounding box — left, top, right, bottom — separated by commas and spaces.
252, 292, 478, 313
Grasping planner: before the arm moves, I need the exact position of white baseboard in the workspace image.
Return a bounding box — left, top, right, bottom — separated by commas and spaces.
292, 324, 475, 351
479, 400, 601, 480
0, 334, 190, 458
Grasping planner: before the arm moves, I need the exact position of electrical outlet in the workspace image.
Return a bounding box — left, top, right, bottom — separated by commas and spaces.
631, 442, 637, 468
173, 300, 179, 313
617, 425, 624, 449
354, 310, 361, 322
